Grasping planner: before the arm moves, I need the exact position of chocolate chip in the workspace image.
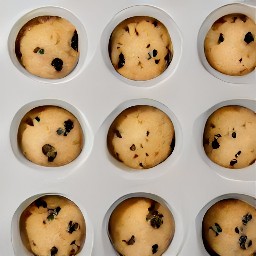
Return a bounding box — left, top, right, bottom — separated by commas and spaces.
64, 119, 74, 136
51, 58, 63, 71
240, 15, 248, 23
47, 206, 61, 221
146, 203, 164, 229
33, 47, 44, 54
235, 227, 240, 234
164, 50, 172, 67
25, 117, 34, 126
135, 28, 139, 36
209, 223, 222, 236
146, 44, 150, 48
155, 59, 160, 64
244, 32, 254, 44
118, 53, 125, 69
232, 131, 236, 138
152, 244, 158, 254
146, 131, 150, 136
67, 221, 80, 234
124, 26, 129, 33
239, 235, 247, 249
114, 129, 122, 138
134, 154, 138, 158
50, 246, 58, 256
242, 213, 252, 225
239, 58, 242, 63
235, 151, 241, 158
71, 30, 78, 51
35, 116, 40, 122
139, 163, 144, 167
153, 49, 158, 57
211, 138, 220, 149
42, 144, 57, 162
153, 20, 158, 27
230, 159, 237, 166
218, 33, 224, 44
35, 198, 47, 208
122, 235, 135, 245
130, 144, 136, 151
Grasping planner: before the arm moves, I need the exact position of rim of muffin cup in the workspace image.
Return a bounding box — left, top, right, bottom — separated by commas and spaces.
103, 192, 184, 255
198, 3, 256, 84
193, 98, 256, 181
10, 99, 93, 173
101, 5, 182, 86
8, 6, 87, 84
101, 98, 182, 179
11, 192, 94, 256
195, 193, 256, 256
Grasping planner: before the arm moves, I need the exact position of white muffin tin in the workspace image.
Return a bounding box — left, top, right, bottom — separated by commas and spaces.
1, 0, 255, 255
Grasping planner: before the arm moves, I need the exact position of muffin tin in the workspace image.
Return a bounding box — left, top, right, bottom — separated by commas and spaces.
1, 0, 255, 255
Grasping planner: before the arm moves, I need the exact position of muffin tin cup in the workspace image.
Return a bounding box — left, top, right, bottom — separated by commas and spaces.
0, 0, 255, 255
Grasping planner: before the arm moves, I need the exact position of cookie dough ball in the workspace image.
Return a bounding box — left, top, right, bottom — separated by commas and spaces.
18, 106, 83, 167
20, 195, 86, 256
203, 105, 256, 169
107, 105, 175, 169
204, 14, 256, 76
16, 16, 79, 79
109, 197, 175, 256
109, 16, 173, 81
202, 199, 256, 256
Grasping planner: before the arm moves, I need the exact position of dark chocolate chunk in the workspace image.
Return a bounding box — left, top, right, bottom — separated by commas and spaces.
146, 131, 150, 136
114, 129, 122, 138
71, 30, 78, 51
63, 119, 74, 136
118, 53, 125, 69
235, 227, 240, 234
35, 116, 40, 122
209, 223, 222, 236
155, 59, 160, 64
51, 246, 58, 256
232, 131, 236, 138
35, 198, 47, 208
230, 159, 237, 166
153, 49, 158, 57
244, 32, 254, 44
33, 47, 44, 54
42, 144, 57, 162
218, 33, 224, 44
51, 58, 63, 71
122, 235, 135, 245
235, 151, 241, 158
146, 203, 164, 229
67, 221, 80, 234
152, 244, 158, 254
242, 213, 252, 225
47, 206, 61, 221
130, 144, 136, 151
211, 138, 220, 149
239, 235, 247, 250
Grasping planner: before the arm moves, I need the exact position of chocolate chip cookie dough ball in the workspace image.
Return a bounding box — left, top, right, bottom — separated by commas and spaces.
203, 105, 256, 169
202, 199, 256, 256
109, 197, 175, 256
204, 14, 256, 76
18, 106, 83, 167
20, 195, 86, 256
107, 105, 175, 169
15, 16, 79, 79
109, 16, 173, 81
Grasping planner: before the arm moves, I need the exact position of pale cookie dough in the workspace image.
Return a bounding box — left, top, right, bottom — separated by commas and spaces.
18, 106, 83, 167
109, 16, 173, 80
16, 16, 79, 79
203, 105, 256, 169
20, 195, 86, 256
204, 14, 256, 76
109, 197, 175, 256
202, 199, 256, 256
107, 105, 175, 169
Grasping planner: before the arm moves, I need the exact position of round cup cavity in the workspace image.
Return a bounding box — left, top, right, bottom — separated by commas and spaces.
195, 193, 256, 256
10, 99, 93, 174
101, 98, 182, 180
194, 99, 256, 181
101, 5, 182, 87
103, 192, 184, 256
198, 3, 256, 84
11, 193, 93, 256
8, 6, 87, 84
